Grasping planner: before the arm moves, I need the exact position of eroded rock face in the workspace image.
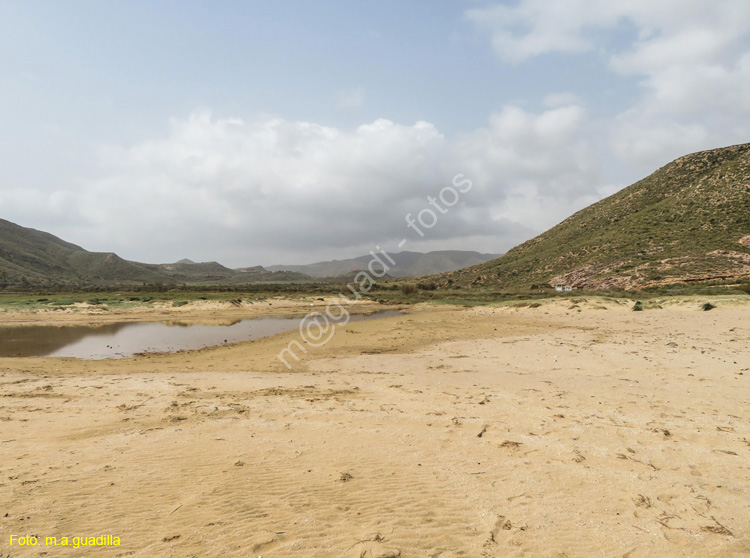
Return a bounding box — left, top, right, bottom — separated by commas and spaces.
547, 260, 631, 290
739, 235, 750, 247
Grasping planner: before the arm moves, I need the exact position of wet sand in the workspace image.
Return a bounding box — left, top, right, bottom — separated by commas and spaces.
1, 296, 748, 557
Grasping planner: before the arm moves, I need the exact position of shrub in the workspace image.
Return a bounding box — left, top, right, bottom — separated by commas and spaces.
417, 281, 437, 291
632, 301, 644, 311
701, 302, 716, 311
173, 300, 189, 307
400, 283, 418, 295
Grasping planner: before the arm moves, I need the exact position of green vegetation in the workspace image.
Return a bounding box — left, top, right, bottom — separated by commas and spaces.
399, 283, 418, 295
366, 275, 750, 307
0, 281, 746, 315
437, 143, 750, 290
0, 218, 169, 287
0, 290, 258, 312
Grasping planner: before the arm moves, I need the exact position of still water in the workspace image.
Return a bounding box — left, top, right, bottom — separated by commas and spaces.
0, 311, 400, 359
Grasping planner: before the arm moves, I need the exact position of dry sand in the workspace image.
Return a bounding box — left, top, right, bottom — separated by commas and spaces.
0, 296, 748, 557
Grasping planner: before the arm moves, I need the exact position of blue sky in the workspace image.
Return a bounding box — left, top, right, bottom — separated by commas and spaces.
1, 1, 749, 266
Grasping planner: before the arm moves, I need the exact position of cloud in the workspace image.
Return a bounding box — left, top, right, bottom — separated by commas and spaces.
465, 0, 619, 63
466, 1, 749, 64
334, 87, 365, 109
468, 0, 750, 171
0, 187, 78, 230
456, 104, 602, 230
22, 104, 601, 266
610, 116, 710, 172
456, 104, 593, 192
8, 4, 747, 268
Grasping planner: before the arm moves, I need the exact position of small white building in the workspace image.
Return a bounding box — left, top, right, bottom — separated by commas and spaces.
554, 284, 574, 292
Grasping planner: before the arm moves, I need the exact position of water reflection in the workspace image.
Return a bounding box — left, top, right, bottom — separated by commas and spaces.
0, 323, 132, 358
0, 311, 400, 360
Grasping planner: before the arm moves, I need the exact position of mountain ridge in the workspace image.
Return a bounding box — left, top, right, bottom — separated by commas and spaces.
0, 219, 311, 286
267, 250, 501, 278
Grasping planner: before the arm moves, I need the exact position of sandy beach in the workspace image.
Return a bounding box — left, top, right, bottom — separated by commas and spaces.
1, 296, 748, 557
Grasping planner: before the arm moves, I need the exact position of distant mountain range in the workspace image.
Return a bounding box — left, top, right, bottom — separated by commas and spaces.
439, 143, 750, 290
267, 250, 501, 278
0, 219, 497, 287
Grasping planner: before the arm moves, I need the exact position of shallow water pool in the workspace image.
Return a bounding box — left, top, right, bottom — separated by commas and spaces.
0, 310, 400, 359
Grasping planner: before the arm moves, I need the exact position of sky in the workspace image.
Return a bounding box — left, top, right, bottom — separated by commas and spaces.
1, 0, 749, 267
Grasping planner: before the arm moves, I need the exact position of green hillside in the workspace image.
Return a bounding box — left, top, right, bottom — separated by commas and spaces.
440, 143, 750, 290
0, 220, 311, 287
0, 219, 168, 286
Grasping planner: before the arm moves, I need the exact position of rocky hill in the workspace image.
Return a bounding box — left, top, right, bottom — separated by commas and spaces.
439, 143, 750, 290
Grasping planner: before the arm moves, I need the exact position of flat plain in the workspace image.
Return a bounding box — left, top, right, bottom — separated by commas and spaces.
1, 296, 748, 557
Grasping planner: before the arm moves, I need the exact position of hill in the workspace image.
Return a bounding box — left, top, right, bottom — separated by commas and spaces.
267, 250, 501, 278
439, 143, 750, 290
0, 219, 168, 286
0, 220, 311, 287
146, 260, 311, 285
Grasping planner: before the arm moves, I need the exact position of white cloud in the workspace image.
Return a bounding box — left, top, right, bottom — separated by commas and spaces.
466, 1, 749, 64
465, 0, 619, 63
610, 116, 711, 172
78, 113, 449, 260
468, 0, 750, 171
18, 104, 601, 266
7, 4, 748, 268
456, 104, 593, 188
457, 104, 601, 231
